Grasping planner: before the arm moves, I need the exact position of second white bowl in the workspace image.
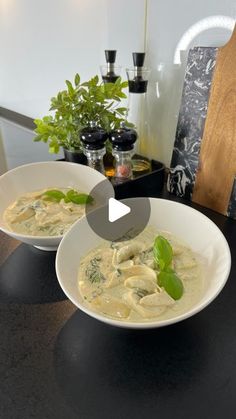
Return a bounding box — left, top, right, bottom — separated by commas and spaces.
0, 161, 114, 250
56, 198, 231, 329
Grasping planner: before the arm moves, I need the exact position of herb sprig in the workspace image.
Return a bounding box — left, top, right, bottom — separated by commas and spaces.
153, 236, 184, 300
43, 189, 93, 205
34, 74, 130, 154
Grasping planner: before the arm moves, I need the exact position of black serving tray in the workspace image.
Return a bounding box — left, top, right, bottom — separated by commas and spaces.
58, 158, 165, 199
114, 159, 165, 199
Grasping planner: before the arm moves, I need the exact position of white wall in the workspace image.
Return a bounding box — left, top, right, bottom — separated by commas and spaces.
0, 0, 146, 118
0, 0, 108, 117
0, 0, 235, 169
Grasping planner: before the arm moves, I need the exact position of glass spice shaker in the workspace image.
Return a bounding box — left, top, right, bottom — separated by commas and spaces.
109, 124, 137, 183
80, 122, 107, 174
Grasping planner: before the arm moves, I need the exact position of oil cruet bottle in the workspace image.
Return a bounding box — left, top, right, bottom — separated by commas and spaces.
80, 122, 107, 174
109, 123, 137, 183
100, 50, 121, 84
126, 52, 151, 177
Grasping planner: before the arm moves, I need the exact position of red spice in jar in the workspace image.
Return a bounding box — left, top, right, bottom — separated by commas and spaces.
116, 164, 131, 178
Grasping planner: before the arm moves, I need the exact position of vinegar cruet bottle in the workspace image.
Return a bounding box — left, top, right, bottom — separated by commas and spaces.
100, 50, 121, 84
126, 52, 151, 177
100, 49, 122, 177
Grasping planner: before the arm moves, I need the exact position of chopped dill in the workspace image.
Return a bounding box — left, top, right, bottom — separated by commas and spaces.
136, 289, 149, 298
85, 257, 105, 283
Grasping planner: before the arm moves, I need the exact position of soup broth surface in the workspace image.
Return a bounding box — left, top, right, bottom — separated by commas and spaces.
4, 187, 91, 236
78, 227, 205, 323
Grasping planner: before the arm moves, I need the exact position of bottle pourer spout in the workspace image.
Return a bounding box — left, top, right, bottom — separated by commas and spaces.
132, 52, 145, 67
105, 50, 117, 64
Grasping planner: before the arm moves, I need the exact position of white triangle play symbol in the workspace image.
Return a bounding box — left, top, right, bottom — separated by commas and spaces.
108, 198, 131, 223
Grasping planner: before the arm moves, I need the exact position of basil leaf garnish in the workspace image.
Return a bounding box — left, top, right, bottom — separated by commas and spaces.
158, 270, 184, 300
153, 235, 184, 300
153, 235, 173, 270
43, 190, 66, 202
43, 189, 93, 205
66, 190, 93, 204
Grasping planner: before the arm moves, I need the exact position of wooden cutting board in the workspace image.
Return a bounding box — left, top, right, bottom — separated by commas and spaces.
168, 26, 236, 219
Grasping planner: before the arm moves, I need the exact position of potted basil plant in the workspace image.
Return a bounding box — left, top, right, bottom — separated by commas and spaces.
34, 73, 130, 164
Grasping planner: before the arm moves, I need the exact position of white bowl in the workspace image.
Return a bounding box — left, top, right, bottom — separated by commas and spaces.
56, 197, 231, 329
0, 161, 114, 251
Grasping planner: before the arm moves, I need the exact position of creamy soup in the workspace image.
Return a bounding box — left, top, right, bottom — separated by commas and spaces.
4, 187, 93, 236
78, 227, 204, 323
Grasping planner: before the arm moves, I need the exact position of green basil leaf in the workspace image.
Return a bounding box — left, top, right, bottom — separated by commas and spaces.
158, 271, 184, 300
66, 190, 93, 205
153, 235, 173, 270
66, 80, 74, 95
33, 134, 43, 142
154, 255, 165, 271
43, 189, 66, 202
75, 73, 80, 86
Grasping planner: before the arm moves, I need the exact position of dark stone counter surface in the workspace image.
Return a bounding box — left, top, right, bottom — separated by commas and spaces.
0, 189, 236, 419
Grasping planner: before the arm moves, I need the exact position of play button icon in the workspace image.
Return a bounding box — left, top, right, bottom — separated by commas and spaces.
108, 198, 131, 222
85, 179, 151, 242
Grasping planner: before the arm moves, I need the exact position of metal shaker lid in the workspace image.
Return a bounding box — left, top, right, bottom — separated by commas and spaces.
80, 122, 107, 150
109, 124, 137, 151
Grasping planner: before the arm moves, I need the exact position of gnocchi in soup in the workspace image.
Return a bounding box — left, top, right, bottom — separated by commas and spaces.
3, 187, 93, 236
78, 227, 204, 323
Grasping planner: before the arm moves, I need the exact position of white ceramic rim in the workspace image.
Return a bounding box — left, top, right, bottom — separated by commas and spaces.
0, 161, 107, 241
55, 198, 232, 329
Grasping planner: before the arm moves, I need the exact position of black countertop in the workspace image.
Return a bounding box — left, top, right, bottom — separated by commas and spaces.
0, 189, 236, 419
